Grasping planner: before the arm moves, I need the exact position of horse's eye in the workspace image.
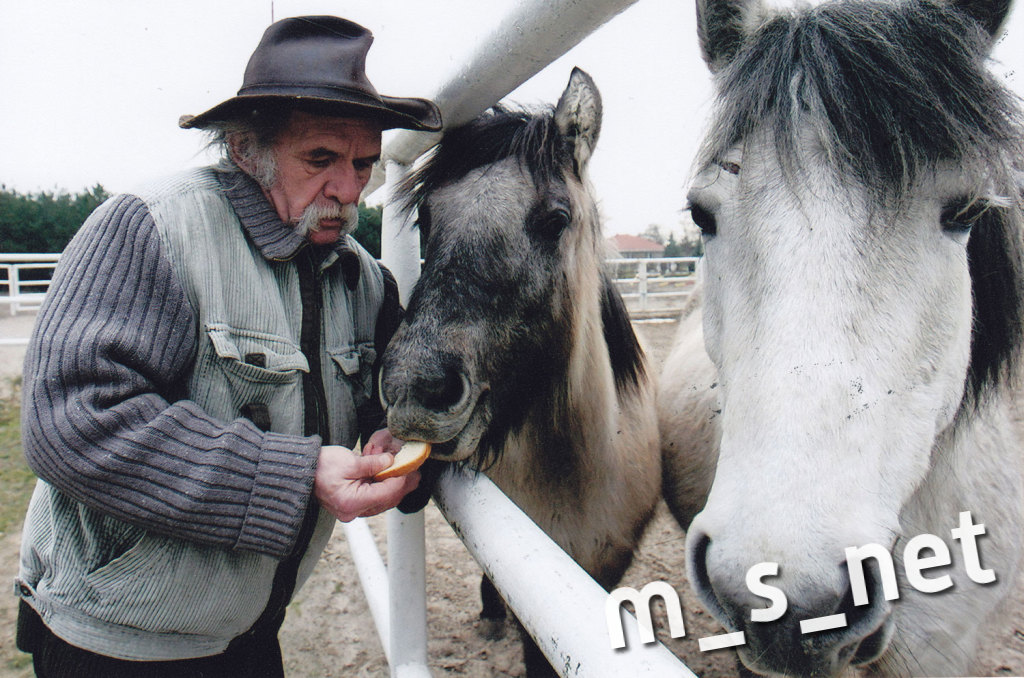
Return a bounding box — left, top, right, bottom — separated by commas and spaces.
542, 208, 571, 235
689, 202, 718, 237
941, 198, 986, 234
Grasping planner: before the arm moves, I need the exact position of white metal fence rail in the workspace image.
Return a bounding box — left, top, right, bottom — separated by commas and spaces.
608, 256, 699, 314
0, 253, 59, 316
0, 255, 698, 320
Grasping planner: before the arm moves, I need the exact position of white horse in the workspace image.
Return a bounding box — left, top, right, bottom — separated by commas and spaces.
659, 0, 1024, 674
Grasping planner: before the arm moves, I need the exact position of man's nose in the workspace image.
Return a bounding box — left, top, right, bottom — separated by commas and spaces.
323, 164, 364, 204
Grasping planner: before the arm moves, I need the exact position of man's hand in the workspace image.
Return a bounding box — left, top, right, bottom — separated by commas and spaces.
314, 430, 420, 522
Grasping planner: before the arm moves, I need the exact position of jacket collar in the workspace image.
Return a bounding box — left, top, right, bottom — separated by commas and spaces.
216, 166, 363, 287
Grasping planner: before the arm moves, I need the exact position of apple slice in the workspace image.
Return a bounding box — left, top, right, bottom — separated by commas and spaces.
374, 440, 432, 480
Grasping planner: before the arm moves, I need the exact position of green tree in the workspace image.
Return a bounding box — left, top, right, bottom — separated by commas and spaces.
664, 231, 704, 257
351, 203, 383, 258
0, 184, 109, 254
664, 232, 683, 257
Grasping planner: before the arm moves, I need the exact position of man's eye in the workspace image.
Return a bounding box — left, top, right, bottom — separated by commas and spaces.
309, 159, 331, 169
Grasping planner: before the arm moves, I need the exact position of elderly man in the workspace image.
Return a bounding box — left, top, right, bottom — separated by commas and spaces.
14, 16, 440, 677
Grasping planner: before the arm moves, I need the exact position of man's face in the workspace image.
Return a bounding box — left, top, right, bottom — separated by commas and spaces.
265, 110, 383, 246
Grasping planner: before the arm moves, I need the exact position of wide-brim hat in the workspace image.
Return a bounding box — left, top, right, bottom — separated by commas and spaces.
179, 16, 441, 132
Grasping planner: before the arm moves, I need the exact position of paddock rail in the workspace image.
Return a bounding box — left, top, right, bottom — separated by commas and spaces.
345, 471, 696, 678
0, 253, 59, 316
608, 256, 699, 316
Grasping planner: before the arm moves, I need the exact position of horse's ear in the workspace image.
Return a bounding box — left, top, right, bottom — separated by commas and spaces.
953, 0, 1013, 41
697, 0, 756, 71
555, 67, 602, 175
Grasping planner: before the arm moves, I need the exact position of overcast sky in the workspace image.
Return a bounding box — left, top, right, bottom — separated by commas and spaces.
1, 0, 1022, 238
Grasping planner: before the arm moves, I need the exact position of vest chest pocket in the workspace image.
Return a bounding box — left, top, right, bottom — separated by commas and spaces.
329, 343, 377, 408
203, 324, 308, 434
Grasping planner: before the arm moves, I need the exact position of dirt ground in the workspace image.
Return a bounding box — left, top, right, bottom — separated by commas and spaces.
1, 314, 1022, 677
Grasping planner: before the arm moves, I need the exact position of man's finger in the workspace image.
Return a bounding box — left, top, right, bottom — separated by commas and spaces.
352, 451, 394, 478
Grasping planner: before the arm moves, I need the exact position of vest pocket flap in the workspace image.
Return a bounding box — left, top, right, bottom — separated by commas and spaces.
328, 344, 377, 377
330, 351, 360, 376
329, 343, 377, 405
207, 324, 308, 383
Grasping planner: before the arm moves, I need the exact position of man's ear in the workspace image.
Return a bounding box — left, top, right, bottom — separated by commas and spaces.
227, 134, 251, 173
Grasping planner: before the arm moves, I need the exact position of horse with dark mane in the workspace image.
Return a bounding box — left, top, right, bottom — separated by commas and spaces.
659, 0, 1024, 674
380, 69, 662, 677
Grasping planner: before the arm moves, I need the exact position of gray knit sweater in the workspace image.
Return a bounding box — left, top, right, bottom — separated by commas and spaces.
15, 166, 398, 660
19, 168, 380, 559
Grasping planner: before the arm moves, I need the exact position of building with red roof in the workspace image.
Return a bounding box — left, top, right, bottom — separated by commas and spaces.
607, 234, 665, 258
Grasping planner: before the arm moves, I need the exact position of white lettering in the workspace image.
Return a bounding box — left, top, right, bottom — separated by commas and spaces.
903, 533, 953, 593
606, 581, 686, 649
951, 510, 996, 584
845, 542, 900, 606
746, 561, 788, 622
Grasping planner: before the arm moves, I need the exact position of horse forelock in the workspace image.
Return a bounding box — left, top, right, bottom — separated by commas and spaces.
702, 0, 1024, 204
396, 104, 572, 220
701, 0, 1024, 407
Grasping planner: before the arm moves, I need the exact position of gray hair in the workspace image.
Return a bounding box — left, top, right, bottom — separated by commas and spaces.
203, 109, 291, 188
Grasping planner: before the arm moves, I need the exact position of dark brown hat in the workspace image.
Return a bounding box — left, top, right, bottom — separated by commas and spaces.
179, 16, 441, 132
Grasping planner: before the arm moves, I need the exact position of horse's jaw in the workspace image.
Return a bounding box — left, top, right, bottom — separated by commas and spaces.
383, 381, 490, 463
683, 345, 967, 675
685, 467, 902, 677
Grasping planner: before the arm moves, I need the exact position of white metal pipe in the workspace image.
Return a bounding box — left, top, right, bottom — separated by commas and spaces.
434, 469, 697, 677
638, 260, 649, 311
377, 156, 432, 678
0, 253, 61, 263
380, 160, 421, 305
366, 0, 640, 198
387, 510, 431, 678
341, 519, 392, 661
10, 266, 20, 315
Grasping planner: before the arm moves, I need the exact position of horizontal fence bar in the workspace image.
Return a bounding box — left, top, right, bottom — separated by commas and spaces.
433, 469, 695, 677
619, 292, 691, 299
0, 258, 59, 315
606, 257, 700, 266
0, 295, 46, 304
0, 254, 60, 263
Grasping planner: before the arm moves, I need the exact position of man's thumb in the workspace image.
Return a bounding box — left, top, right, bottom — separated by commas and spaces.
360, 451, 395, 478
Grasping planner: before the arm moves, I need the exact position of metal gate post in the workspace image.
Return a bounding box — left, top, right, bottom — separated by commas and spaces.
380, 160, 432, 678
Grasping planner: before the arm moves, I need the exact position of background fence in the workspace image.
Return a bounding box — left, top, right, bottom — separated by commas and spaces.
0, 253, 696, 327
0, 254, 59, 317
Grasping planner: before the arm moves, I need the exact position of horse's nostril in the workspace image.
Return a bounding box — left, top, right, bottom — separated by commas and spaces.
688, 531, 745, 633
838, 552, 891, 634
415, 368, 469, 413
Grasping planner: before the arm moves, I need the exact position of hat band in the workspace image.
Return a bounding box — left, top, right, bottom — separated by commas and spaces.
237, 83, 386, 106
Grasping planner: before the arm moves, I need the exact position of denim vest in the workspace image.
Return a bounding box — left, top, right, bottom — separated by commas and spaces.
16, 168, 384, 660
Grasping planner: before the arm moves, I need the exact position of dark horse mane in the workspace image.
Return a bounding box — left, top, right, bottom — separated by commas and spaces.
400, 105, 569, 217
703, 0, 1024, 405
395, 105, 646, 468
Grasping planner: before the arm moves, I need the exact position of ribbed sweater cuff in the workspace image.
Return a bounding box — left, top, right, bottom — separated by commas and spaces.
236, 433, 320, 558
